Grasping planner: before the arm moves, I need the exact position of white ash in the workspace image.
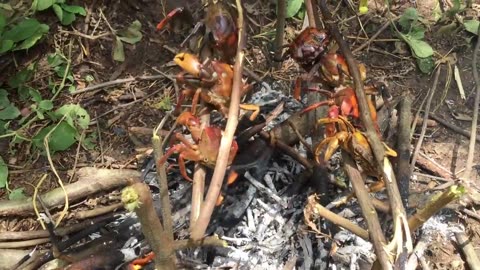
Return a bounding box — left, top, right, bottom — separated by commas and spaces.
331, 230, 375, 269
248, 82, 304, 131
421, 214, 464, 241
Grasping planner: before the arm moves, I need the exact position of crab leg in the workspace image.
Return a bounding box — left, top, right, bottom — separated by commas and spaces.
239, 104, 260, 121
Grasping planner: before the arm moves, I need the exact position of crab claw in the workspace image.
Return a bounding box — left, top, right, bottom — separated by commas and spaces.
174, 53, 202, 77
176, 111, 202, 141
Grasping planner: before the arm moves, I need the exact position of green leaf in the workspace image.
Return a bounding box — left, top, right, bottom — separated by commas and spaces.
28, 88, 42, 103
8, 64, 35, 88
85, 74, 94, 82
55, 104, 90, 129
118, 20, 143, 44
60, 4, 86, 15
0, 89, 9, 107
408, 25, 425, 40
113, 36, 125, 62
13, 24, 49, 51
286, 0, 303, 18
416, 56, 435, 74
39, 100, 53, 110
82, 132, 97, 150
0, 13, 6, 33
402, 34, 434, 58
34, 0, 56, 11
47, 53, 65, 67
0, 104, 20, 120
0, 120, 6, 134
8, 188, 26, 200
52, 4, 63, 21
398, 7, 418, 30
3, 19, 41, 42
0, 40, 14, 53
0, 156, 7, 188
464, 20, 479, 36
60, 11, 76, 25
33, 121, 77, 152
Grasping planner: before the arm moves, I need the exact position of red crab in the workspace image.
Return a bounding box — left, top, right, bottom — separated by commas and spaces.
158, 111, 238, 183
157, 0, 238, 61
174, 52, 259, 121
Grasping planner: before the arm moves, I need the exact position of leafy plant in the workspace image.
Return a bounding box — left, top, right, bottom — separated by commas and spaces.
463, 19, 479, 36
0, 156, 7, 189
397, 8, 435, 73
47, 53, 76, 93
32, 0, 86, 26
285, 0, 304, 19
113, 20, 143, 62
0, 16, 49, 54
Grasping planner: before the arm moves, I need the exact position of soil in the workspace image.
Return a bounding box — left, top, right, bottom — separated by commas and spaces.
0, 0, 479, 269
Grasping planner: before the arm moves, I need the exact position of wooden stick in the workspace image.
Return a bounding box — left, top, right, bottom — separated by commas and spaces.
455, 232, 480, 270
122, 183, 176, 270
318, 1, 410, 267
305, 195, 369, 240
190, 0, 246, 240
0, 168, 140, 216
273, 0, 286, 69
410, 67, 441, 176
463, 25, 480, 180
396, 93, 413, 207
342, 153, 390, 267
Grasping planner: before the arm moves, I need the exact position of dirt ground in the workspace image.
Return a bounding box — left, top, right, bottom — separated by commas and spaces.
0, 0, 479, 269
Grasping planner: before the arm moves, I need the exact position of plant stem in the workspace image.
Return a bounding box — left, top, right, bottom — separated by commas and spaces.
463, 24, 480, 181
273, 0, 286, 69
190, 0, 246, 240
122, 183, 176, 270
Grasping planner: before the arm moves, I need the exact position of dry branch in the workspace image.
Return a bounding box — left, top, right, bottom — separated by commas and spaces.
408, 185, 464, 232
73, 202, 124, 220
305, 195, 369, 240
464, 25, 480, 180
318, 1, 411, 267
273, 0, 286, 69
342, 153, 390, 266
410, 67, 441, 176
122, 182, 176, 270
396, 93, 413, 207
190, 0, 246, 240
0, 168, 139, 216
455, 232, 480, 270
0, 214, 115, 241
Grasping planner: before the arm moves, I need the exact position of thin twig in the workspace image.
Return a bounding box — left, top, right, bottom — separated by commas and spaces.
190, 0, 246, 241
463, 25, 480, 180
153, 114, 175, 243
396, 93, 413, 207
73, 202, 124, 220
72, 75, 167, 95
305, 0, 317, 28
190, 111, 209, 230
89, 88, 163, 123
352, 16, 399, 53
305, 195, 369, 240
410, 67, 442, 176
428, 114, 480, 143
273, 0, 286, 69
